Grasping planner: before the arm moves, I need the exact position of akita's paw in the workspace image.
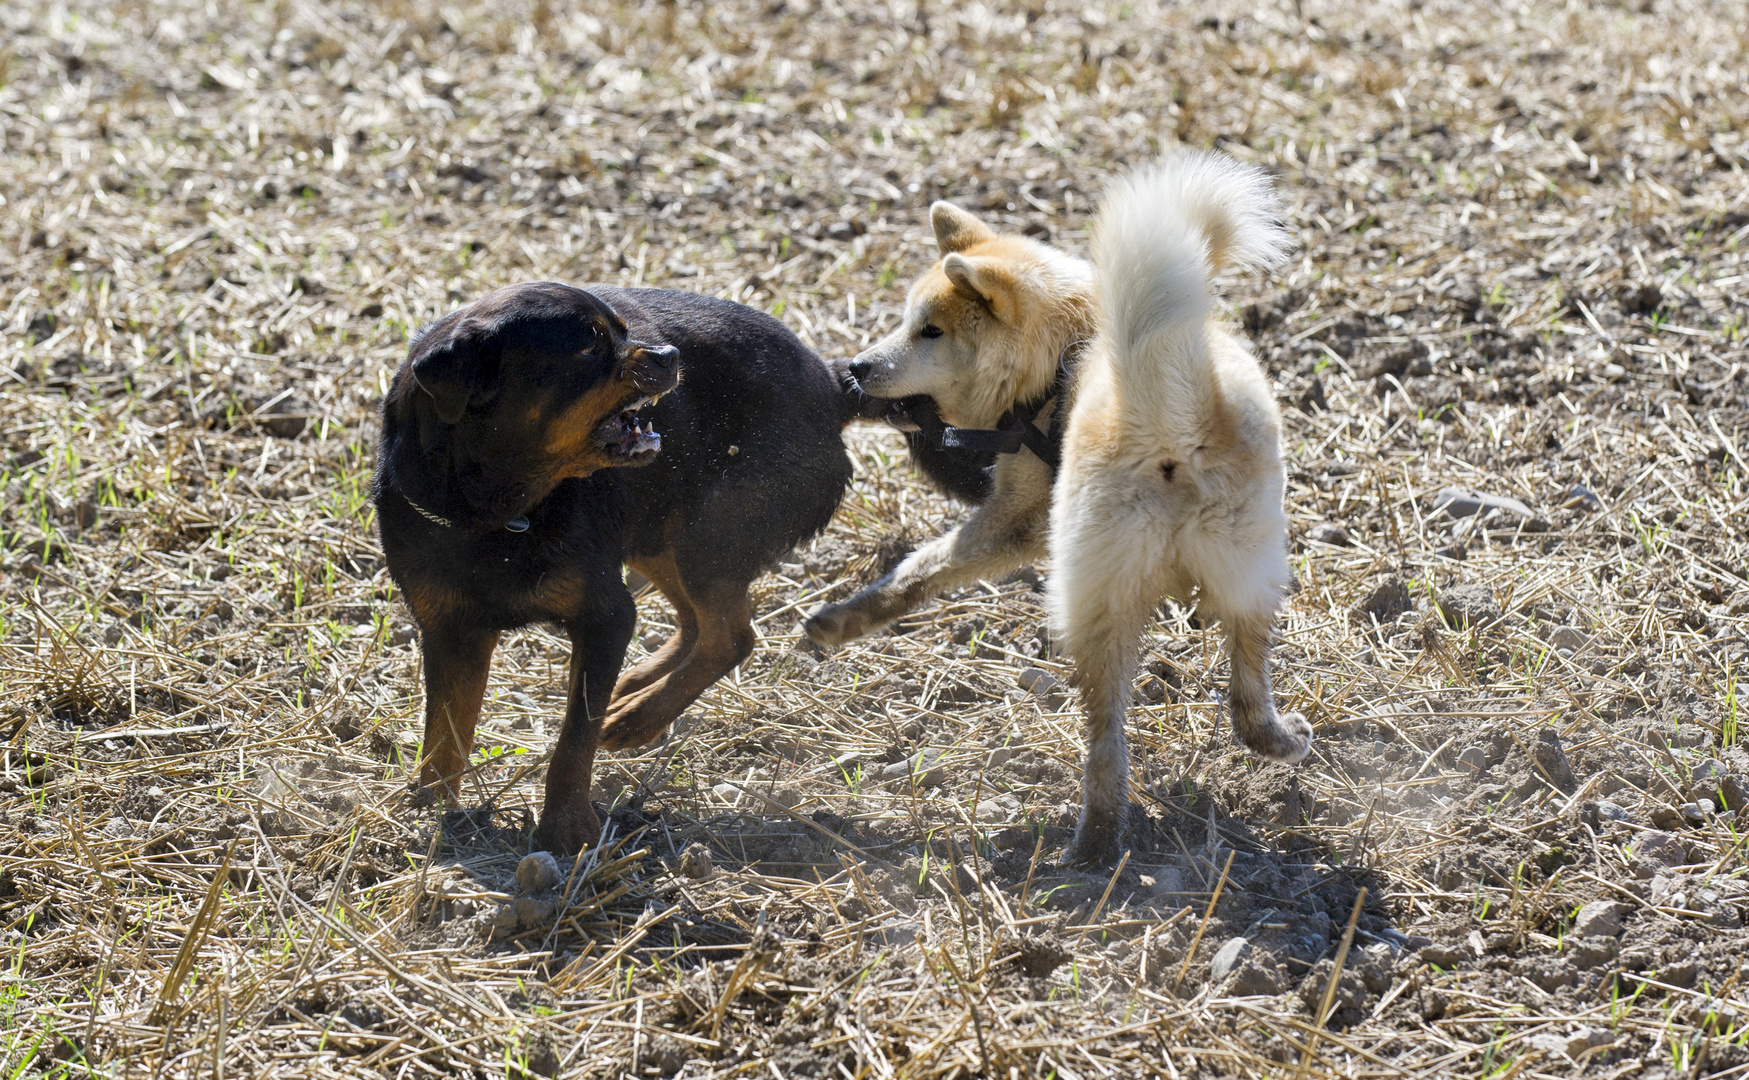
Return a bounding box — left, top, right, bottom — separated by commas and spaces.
802, 603, 870, 647
1252, 710, 1313, 764
1063, 804, 1128, 867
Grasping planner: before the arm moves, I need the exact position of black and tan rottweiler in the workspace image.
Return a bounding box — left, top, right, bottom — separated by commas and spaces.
375, 281, 858, 854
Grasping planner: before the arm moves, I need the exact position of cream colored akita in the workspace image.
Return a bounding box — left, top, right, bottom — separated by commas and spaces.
806, 150, 1312, 865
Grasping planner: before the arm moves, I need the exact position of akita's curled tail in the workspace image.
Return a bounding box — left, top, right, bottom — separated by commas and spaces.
1091, 151, 1289, 388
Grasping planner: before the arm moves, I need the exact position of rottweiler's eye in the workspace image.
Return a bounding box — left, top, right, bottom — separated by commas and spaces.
920, 324, 944, 339
578, 324, 599, 350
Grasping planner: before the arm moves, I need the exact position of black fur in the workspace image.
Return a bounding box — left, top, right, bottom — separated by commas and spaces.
376, 283, 852, 852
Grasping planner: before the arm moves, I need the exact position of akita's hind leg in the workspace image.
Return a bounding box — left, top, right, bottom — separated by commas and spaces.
1219, 607, 1312, 763
1061, 616, 1141, 867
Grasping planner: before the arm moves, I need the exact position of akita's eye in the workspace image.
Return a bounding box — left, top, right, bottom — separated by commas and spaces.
920, 324, 944, 339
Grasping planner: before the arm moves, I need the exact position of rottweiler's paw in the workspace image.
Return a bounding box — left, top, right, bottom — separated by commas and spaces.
533, 801, 601, 858
599, 690, 678, 751
802, 603, 869, 646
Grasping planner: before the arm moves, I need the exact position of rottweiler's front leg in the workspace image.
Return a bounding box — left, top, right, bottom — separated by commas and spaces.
535, 586, 635, 855
414, 622, 501, 807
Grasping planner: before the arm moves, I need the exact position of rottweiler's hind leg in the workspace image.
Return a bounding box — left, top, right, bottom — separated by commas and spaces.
610, 552, 699, 701
598, 584, 753, 751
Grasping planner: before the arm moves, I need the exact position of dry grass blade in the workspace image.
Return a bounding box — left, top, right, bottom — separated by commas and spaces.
5, 0, 1749, 1074
1298, 885, 1368, 1078
149, 837, 238, 1025
1174, 848, 1235, 990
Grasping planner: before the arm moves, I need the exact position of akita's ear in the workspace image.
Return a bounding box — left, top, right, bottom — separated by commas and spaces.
930, 202, 996, 254
942, 254, 1017, 322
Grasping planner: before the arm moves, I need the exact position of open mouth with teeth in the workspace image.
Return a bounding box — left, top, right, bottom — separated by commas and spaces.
591, 396, 662, 460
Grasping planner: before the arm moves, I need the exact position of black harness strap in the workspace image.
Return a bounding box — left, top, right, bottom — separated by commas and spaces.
892, 342, 1082, 474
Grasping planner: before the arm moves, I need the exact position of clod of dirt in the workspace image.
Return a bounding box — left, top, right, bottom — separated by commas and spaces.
1011, 934, 1071, 978
1530, 728, 1577, 792
1567, 936, 1621, 969
1631, 831, 1688, 869
1307, 523, 1351, 546
1418, 941, 1472, 967
516, 851, 562, 894
1017, 667, 1060, 698
1618, 280, 1664, 314
513, 896, 556, 930
510, 1037, 560, 1079
1437, 584, 1502, 629
1571, 900, 1622, 938
1352, 576, 1412, 624
1456, 746, 1488, 774
679, 842, 714, 880
1298, 960, 1370, 1024
645, 1035, 687, 1076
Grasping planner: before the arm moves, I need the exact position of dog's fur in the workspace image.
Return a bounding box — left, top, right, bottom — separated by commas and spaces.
376, 282, 852, 854
802, 206, 1095, 646
808, 151, 1312, 865
1047, 154, 1311, 864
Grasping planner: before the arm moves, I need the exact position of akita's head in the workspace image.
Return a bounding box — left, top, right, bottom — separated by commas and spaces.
848, 202, 1093, 428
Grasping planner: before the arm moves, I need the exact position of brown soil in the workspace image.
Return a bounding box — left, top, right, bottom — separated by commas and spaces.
3, 0, 1748, 1076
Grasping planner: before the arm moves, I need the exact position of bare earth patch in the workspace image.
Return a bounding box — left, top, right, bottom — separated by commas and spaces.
3, 0, 1749, 1076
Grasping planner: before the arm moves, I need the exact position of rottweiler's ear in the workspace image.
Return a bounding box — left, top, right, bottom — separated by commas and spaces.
930, 202, 996, 254
942, 254, 1016, 322
410, 319, 501, 425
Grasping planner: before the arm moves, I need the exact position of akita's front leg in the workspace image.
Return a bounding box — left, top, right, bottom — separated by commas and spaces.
804, 514, 1045, 645
805, 465, 1051, 646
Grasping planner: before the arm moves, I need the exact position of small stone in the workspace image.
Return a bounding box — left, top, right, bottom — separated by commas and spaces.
1210, 937, 1251, 981
1721, 775, 1749, 813
1308, 523, 1351, 547
1530, 728, 1577, 793
1571, 900, 1622, 939
975, 795, 1019, 823
1430, 486, 1534, 521
1681, 800, 1714, 824
1631, 831, 1687, 868
516, 851, 563, 894
1148, 867, 1187, 897
640, 632, 664, 652
1456, 746, 1489, 774
1562, 485, 1602, 512
491, 902, 521, 932
1547, 626, 1591, 653
678, 843, 714, 881
513, 896, 556, 930
1595, 799, 1630, 822
1017, 667, 1059, 696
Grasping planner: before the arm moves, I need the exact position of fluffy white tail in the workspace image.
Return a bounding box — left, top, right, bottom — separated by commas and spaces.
1091, 150, 1289, 386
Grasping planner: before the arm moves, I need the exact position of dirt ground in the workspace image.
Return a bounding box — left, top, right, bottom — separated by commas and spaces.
4, 0, 1749, 1076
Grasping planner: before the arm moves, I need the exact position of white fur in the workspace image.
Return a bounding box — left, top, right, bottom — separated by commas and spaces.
1048, 150, 1309, 865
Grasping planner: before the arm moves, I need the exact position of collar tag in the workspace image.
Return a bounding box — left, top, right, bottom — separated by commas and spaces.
505, 515, 531, 533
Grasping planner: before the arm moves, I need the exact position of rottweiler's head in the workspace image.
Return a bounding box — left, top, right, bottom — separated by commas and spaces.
392, 282, 680, 482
